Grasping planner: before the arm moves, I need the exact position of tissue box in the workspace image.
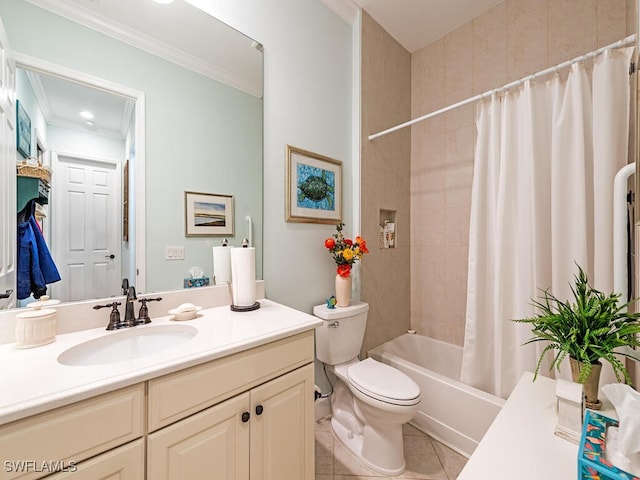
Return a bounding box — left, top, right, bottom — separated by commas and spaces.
578, 411, 640, 480
183, 277, 210, 288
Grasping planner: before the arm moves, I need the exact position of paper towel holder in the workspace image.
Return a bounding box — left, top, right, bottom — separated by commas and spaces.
227, 281, 261, 312
231, 302, 260, 312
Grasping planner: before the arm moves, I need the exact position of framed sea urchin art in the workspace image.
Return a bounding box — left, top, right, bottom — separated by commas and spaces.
185, 191, 234, 236
285, 145, 342, 224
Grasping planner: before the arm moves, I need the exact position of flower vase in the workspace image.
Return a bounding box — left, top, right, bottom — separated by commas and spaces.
335, 274, 352, 307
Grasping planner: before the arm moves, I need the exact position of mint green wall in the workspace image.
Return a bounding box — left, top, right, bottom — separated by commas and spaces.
195, 0, 356, 314
0, 0, 263, 294
3, 0, 356, 315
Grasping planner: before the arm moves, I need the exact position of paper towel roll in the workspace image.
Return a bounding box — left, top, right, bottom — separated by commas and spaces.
230, 247, 256, 307
212, 246, 231, 286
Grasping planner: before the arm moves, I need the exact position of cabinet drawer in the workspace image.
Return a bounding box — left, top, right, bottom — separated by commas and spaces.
148, 330, 314, 431
46, 439, 144, 480
0, 384, 144, 480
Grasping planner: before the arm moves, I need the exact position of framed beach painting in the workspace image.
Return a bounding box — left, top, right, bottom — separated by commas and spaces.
285, 145, 342, 224
185, 191, 234, 236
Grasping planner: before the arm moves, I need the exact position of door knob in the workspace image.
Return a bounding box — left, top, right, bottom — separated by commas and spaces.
105, 254, 115, 259
241, 412, 250, 423
255, 405, 264, 415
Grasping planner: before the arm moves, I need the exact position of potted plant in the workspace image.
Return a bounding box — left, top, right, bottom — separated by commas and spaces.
514, 265, 640, 409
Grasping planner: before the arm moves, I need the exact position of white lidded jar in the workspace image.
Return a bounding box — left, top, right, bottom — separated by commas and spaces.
15, 302, 57, 348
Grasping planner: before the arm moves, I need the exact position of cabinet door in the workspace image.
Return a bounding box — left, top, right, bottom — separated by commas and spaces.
47, 439, 144, 480
147, 392, 250, 480
249, 364, 314, 480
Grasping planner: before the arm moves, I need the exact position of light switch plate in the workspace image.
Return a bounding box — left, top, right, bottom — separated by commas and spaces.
165, 246, 184, 260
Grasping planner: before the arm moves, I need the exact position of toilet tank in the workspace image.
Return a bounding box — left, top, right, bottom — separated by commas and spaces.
313, 301, 369, 365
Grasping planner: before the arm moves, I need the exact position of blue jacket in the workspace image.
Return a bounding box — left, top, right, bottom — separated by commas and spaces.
17, 200, 61, 300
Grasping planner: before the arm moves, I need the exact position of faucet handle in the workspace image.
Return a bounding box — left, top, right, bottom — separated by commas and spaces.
137, 297, 162, 324
94, 302, 122, 330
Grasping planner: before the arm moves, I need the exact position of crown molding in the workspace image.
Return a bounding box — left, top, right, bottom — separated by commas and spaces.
120, 100, 134, 139
25, 70, 54, 123
320, 0, 360, 25
48, 116, 126, 140
23, 0, 262, 98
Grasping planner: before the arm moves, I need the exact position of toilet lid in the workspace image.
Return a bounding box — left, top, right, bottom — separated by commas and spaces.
347, 358, 421, 405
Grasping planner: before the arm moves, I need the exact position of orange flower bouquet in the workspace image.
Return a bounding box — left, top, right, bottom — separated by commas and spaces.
324, 223, 369, 278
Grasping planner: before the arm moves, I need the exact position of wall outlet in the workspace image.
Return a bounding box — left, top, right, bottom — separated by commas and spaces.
165, 246, 184, 260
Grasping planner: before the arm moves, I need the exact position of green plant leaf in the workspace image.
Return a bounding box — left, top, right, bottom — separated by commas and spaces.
512, 264, 640, 387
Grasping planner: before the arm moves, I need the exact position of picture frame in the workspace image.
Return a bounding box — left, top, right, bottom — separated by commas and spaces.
185, 191, 234, 236
285, 145, 342, 224
123, 159, 129, 242
16, 100, 31, 158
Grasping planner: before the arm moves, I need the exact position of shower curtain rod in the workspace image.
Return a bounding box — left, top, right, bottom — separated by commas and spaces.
368, 34, 636, 141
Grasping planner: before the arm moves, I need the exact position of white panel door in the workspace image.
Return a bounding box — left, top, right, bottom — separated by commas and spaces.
51, 154, 121, 302
0, 18, 16, 309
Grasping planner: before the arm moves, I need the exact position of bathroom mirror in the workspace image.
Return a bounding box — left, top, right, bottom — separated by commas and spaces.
1, 0, 263, 307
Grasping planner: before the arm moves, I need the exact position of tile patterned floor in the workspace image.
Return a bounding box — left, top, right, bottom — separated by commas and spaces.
315, 418, 468, 480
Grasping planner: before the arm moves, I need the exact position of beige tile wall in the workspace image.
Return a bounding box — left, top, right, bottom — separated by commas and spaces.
360, 11, 412, 356
410, 0, 635, 346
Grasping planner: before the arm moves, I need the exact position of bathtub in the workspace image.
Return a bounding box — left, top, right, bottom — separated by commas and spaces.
368, 333, 505, 458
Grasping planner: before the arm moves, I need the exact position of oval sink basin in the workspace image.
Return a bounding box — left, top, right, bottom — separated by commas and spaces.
58, 324, 198, 366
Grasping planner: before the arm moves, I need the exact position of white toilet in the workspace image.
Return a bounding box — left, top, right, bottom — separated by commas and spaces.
314, 301, 421, 476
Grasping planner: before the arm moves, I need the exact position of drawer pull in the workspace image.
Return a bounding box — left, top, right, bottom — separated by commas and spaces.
241, 411, 250, 423
255, 405, 264, 415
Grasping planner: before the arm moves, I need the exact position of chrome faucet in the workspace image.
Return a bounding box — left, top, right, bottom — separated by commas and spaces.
122, 286, 138, 328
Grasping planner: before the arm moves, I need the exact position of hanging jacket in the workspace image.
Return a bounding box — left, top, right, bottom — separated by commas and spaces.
17, 199, 61, 300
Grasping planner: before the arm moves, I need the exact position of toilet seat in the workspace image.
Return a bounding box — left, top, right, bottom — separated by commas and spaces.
347, 358, 421, 406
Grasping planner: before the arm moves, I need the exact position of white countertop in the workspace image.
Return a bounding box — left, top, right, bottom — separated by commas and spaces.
458, 372, 617, 479
0, 299, 322, 426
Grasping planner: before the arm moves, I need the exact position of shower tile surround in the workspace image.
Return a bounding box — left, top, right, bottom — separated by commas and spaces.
360, 0, 636, 350
360, 12, 412, 356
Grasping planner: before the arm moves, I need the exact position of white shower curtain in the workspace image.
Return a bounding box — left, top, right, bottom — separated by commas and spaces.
461, 46, 634, 399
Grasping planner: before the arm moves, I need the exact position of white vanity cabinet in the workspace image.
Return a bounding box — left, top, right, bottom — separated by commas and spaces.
46, 440, 145, 480
0, 384, 145, 480
0, 329, 316, 480
147, 331, 315, 480
147, 364, 314, 480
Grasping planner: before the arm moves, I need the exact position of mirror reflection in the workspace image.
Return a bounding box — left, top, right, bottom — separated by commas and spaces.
16, 68, 137, 304
1, 0, 264, 309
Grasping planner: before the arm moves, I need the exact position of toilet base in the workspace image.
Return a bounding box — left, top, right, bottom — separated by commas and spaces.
331, 416, 406, 477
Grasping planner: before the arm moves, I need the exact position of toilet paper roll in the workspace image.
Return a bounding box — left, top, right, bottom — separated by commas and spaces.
230, 247, 256, 307
212, 246, 231, 286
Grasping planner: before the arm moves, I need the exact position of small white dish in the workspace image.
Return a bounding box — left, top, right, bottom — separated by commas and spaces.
168, 303, 202, 321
